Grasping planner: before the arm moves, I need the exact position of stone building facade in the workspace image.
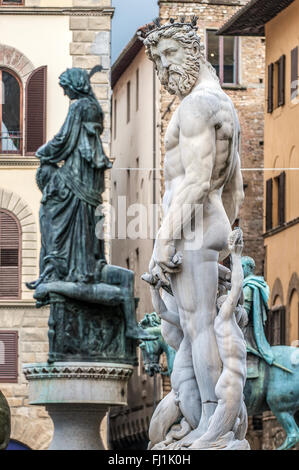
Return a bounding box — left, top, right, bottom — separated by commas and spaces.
0, 0, 113, 450
218, 0, 299, 451
159, 0, 265, 275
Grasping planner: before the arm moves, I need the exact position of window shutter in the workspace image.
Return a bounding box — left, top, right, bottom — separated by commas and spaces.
278, 171, 286, 226
0, 331, 18, 383
265, 178, 273, 231
25, 66, 47, 155
0, 211, 20, 299
278, 55, 286, 107
291, 46, 298, 100
279, 306, 286, 345
267, 63, 274, 113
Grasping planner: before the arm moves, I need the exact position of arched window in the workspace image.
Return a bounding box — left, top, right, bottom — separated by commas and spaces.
0, 68, 23, 155
0, 209, 21, 299
289, 289, 299, 345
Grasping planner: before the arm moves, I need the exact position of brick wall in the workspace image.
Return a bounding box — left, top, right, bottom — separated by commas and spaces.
159, 0, 265, 275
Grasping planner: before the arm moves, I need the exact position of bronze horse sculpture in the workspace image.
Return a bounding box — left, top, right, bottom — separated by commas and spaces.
244, 344, 299, 450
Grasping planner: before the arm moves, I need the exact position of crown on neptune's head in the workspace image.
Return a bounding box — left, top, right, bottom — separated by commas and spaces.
137, 15, 199, 41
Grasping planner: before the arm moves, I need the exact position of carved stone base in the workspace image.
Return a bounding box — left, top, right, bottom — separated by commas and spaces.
152, 435, 250, 451
23, 362, 133, 450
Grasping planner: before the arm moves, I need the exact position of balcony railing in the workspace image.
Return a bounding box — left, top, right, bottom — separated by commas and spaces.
0, 131, 22, 155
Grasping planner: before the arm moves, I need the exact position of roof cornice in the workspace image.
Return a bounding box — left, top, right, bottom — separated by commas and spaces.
217, 0, 295, 36
111, 33, 143, 89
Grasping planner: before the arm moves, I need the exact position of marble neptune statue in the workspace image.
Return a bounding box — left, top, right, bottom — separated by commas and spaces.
140, 17, 247, 449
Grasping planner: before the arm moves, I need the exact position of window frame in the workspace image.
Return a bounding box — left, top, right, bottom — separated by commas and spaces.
136, 68, 139, 112
0, 330, 18, 384
0, 208, 22, 300
266, 305, 286, 346
126, 81, 131, 124
0, 67, 23, 155
291, 46, 298, 101
206, 29, 240, 86
113, 98, 117, 140
0, 0, 24, 5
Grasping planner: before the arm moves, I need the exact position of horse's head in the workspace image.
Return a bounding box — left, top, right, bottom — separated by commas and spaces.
139, 312, 163, 376
139, 312, 161, 328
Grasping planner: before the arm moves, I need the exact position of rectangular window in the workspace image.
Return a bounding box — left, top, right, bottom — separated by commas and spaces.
126, 81, 131, 123
267, 63, 274, 113
113, 98, 117, 140
265, 178, 273, 231
206, 30, 239, 85
277, 55, 286, 107
291, 46, 298, 100
266, 306, 286, 346
136, 69, 139, 111
269, 56, 286, 111
0, 331, 18, 383
277, 171, 286, 226
270, 171, 286, 230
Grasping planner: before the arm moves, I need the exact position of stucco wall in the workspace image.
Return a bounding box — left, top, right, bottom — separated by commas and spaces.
0, 15, 72, 141
264, 0, 299, 345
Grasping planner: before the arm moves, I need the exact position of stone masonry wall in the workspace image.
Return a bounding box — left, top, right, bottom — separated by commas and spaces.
0, 305, 53, 450
159, 0, 265, 275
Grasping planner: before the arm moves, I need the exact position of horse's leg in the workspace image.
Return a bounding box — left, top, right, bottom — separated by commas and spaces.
272, 411, 299, 450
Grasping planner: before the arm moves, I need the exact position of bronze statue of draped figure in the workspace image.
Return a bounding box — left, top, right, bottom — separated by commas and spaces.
28, 66, 111, 288
27, 67, 154, 364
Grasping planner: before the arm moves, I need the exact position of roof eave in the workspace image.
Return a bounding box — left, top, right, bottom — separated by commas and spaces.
217, 0, 294, 36
111, 33, 143, 89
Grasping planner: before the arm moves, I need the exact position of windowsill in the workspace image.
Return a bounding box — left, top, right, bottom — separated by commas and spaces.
290, 96, 299, 109
0, 299, 36, 307
222, 84, 247, 91
263, 216, 299, 238
271, 105, 283, 119
0, 155, 39, 166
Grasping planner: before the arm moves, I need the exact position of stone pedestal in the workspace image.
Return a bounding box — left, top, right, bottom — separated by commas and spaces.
23, 362, 133, 450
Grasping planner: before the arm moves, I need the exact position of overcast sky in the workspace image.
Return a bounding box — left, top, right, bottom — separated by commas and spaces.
111, 0, 159, 64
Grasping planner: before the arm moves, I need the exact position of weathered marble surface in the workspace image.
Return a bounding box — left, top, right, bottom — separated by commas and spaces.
140, 18, 247, 449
